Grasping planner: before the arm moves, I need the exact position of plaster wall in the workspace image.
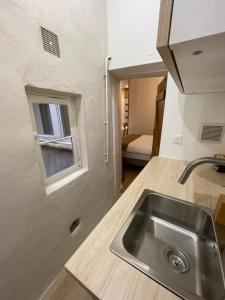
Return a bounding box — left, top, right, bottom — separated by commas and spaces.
106, 0, 162, 70
0, 1, 114, 299
160, 75, 225, 161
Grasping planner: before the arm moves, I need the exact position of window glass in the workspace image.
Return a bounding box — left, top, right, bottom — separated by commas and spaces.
60, 105, 71, 136
39, 104, 53, 135
33, 103, 75, 178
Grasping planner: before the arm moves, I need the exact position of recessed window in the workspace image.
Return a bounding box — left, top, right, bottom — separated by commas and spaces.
28, 93, 81, 182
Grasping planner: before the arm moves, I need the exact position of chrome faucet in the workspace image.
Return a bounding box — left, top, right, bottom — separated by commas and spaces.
178, 157, 225, 184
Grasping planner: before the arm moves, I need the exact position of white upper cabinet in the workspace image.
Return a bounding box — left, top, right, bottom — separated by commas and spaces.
157, 0, 225, 94
170, 0, 225, 44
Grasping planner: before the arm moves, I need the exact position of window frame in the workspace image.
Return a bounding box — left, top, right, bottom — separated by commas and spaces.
28, 93, 82, 184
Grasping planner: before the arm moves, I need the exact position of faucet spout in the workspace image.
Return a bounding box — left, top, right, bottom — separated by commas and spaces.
178, 157, 225, 184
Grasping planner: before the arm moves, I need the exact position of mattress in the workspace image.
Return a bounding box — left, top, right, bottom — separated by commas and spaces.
122, 151, 151, 161
126, 135, 153, 155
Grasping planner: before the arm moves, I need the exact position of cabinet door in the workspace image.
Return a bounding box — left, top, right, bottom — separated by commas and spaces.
157, 0, 225, 94
170, 0, 225, 45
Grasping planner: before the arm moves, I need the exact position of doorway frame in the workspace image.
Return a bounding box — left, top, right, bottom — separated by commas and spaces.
110, 65, 168, 200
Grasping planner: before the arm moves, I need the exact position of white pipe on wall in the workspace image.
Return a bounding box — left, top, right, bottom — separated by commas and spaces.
104, 56, 111, 163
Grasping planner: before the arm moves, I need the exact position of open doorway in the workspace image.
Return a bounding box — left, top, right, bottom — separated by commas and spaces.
119, 76, 167, 194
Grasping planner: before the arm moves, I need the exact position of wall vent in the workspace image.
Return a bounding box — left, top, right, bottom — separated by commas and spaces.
200, 123, 225, 143
41, 27, 60, 57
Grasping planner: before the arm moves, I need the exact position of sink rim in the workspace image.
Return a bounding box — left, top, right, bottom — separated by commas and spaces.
110, 189, 225, 300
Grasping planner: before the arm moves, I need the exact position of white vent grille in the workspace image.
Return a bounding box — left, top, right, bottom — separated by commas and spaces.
41, 27, 60, 57
200, 124, 225, 143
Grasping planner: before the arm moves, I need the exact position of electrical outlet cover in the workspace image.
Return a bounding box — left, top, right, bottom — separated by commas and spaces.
173, 135, 183, 145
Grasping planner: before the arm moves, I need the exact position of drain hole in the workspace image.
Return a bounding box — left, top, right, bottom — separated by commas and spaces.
166, 249, 190, 273
69, 218, 81, 235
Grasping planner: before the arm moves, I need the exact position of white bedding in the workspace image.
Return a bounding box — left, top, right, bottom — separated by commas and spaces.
123, 151, 151, 161
127, 135, 153, 155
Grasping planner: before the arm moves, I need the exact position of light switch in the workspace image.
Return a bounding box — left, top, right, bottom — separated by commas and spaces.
173, 135, 183, 145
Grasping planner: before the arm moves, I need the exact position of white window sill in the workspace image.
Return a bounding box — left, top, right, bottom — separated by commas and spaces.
45, 167, 88, 195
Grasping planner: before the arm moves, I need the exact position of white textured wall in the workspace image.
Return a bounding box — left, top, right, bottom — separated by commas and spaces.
0, 1, 113, 299
107, 0, 161, 70
129, 77, 163, 135
160, 75, 225, 161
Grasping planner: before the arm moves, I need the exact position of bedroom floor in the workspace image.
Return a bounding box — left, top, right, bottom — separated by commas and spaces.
120, 164, 143, 195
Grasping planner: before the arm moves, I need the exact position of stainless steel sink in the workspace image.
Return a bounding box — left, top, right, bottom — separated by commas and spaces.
111, 190, 225, 300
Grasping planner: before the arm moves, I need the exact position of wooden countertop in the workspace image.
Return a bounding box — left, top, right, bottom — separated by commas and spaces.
65, 157, 225, 300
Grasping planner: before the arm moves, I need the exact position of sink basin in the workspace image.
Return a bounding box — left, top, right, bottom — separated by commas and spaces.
111, 190, 225, 300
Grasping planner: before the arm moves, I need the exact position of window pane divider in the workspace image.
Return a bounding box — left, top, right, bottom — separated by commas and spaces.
38, 135, 72, 145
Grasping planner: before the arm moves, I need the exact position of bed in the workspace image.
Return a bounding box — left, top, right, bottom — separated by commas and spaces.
122, 134, 153, 166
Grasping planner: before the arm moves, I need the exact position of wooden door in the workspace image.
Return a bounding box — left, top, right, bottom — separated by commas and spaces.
152, 77, 167, 156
